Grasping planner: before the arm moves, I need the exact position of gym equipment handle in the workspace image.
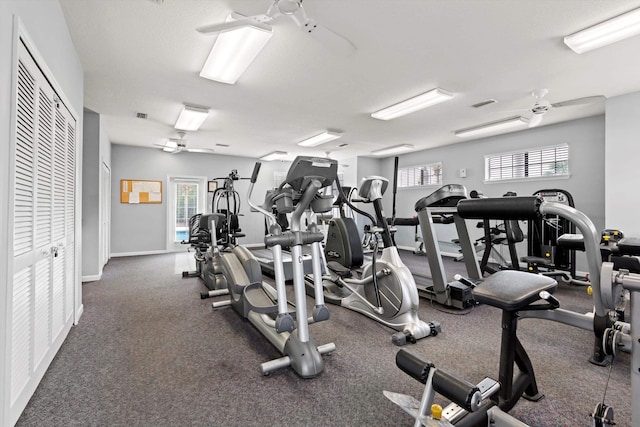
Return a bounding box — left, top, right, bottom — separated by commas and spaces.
396, 350, 481, 413
395, 349, 434, 384
250, 162, 261, 183
457, 196, 543, 220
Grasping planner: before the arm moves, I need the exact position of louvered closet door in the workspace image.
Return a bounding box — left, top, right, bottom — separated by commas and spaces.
9, 38, 77, 424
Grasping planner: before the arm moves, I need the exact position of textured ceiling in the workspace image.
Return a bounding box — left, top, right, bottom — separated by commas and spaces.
60, 0, 640, 161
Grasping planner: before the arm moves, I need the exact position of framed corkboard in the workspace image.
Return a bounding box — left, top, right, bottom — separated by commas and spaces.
120, 179, 162, 204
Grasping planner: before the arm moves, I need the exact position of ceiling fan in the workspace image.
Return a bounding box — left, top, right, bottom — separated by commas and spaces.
196, 0, 356, 57
154, 131, 215, 154
518, 89, 606, 128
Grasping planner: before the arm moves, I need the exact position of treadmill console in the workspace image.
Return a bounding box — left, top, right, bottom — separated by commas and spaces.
415, 184, 468, 211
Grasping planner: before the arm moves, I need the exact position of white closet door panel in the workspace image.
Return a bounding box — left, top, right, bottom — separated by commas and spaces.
34, 88, 53, 250
7, 36, 78, 426
51, 246, 65, 338
65, 121, 75, 237
11, 267, 32, 404
14, 59, 36, 257
52, 109, 66, 241
33, 257, 51, 369
64, 243, 74, 322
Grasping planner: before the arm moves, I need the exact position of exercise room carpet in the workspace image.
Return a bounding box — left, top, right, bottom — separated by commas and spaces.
16, 251, 631, 426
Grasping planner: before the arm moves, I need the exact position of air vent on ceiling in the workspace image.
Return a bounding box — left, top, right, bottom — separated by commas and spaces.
136, 112, 148, 119
338, 143, 349, 148
472, 99, 497, 108
216, 143, 229, 147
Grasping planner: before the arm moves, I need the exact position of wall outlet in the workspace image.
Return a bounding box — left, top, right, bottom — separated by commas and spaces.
459, 168, 467, 178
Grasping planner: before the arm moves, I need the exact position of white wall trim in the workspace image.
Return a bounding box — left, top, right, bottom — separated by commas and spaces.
111, 249, 168, 258
81, 274, 102, 283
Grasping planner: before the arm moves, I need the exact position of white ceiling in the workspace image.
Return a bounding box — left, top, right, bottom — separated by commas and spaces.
59, 0, 640, 161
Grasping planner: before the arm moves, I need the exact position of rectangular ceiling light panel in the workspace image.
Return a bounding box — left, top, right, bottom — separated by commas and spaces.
200, 20, 273, 84
259, 151, 287, 161
297, 131, 342, 147
454, 116, 529, 138
175, 105, 210, 131
371, 144, 414, 156
371, 88, 453, 120
564, 7, 640, 53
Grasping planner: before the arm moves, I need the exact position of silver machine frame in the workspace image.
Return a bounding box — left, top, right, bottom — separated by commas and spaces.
211, 157, 336, 378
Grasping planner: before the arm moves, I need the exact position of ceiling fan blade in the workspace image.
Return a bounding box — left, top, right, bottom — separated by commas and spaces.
302, 20, 356, 57
551, 95, 606, 108
529, 114, 543, 128
196, 15, 271, 34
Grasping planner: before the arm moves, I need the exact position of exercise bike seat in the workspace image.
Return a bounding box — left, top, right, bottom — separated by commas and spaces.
472, 270, 557, 312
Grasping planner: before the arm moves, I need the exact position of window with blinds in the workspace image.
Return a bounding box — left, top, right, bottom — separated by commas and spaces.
397, 163, 443, 188
484, 144, 569, 182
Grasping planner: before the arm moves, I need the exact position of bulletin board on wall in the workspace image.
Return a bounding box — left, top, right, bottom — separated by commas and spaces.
120, 179, 162, 204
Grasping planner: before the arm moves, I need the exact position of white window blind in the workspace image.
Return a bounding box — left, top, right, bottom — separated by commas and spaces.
485, 144, 569, 182
397, 163, 443, 188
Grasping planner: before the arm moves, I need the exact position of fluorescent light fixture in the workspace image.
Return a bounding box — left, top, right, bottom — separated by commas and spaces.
371, 144, 414, 156
454, 116, 529, 138
175, 105, 209, 131
371, 88, 454, 120
297, 130, 342, 147
259, 151, 288, 161
200, 14, 273, 84
564, 7, 640, 53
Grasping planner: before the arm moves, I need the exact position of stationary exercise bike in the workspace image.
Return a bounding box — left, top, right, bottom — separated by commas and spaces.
210, 156, 336, 378
309, 175, 441, 346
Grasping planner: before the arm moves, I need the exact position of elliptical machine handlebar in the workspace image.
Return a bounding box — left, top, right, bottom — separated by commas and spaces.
246, 162, 277, 227
250, 162, 261, 183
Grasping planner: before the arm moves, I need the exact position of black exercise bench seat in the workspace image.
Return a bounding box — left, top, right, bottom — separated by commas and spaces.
473, 270, 558, 311
470, 270, 558, 412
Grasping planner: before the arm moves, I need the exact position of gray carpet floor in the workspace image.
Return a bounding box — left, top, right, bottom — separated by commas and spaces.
16, 250, 632, 426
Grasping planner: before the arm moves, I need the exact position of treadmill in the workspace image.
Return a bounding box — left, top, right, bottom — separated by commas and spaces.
413, 184, 482, 309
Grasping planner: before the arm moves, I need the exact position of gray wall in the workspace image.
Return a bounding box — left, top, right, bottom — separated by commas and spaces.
111, 145, 292, 255
605, 91, 640, 236
82, 109, 111, 279
379, 115, 606, 271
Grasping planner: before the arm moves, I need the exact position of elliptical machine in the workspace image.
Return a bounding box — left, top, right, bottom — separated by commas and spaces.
310, 175, 441, 346
211, 156, 336, 378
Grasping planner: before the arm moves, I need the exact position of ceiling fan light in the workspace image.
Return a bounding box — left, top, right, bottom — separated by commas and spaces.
370, 144, 414, 156
454, 116, 529, 138
564, 7, 640, 54
259, 151, 288, 161
200, 15, 273, 84
174, 105, 209, 131
371, 88, 454, 120
297, 130, 342, 147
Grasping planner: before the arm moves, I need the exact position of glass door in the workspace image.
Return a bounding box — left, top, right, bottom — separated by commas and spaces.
167, 176, 206, 252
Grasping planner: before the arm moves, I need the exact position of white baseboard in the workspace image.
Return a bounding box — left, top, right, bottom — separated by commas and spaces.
74, 304, 84, 325
81, 274, 102, 283
110, 249, 168, 258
